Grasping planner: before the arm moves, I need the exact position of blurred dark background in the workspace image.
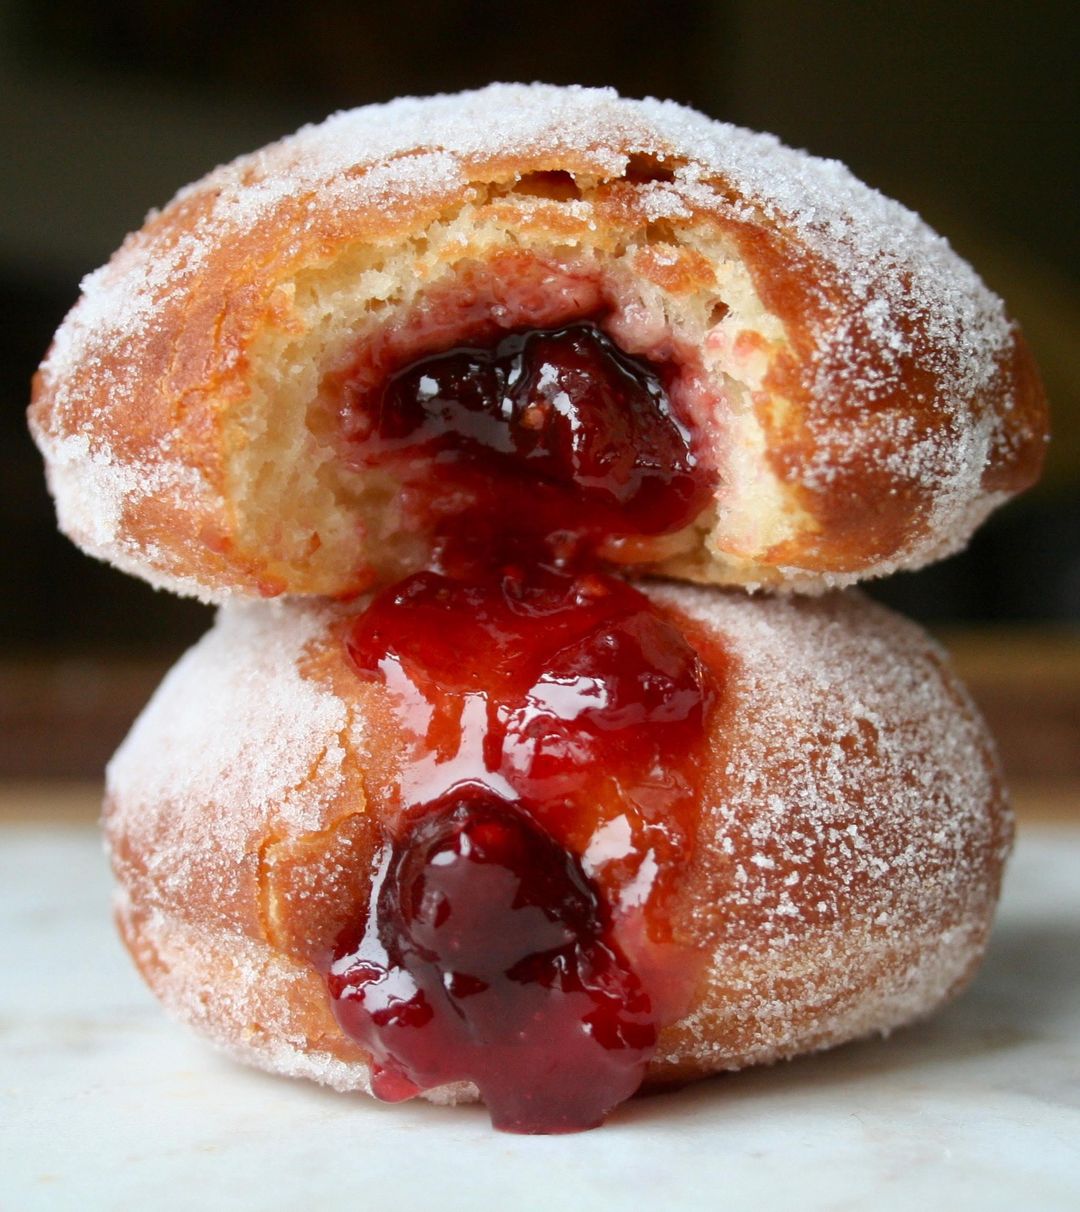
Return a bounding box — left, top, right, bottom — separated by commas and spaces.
2, 0, 1078, 777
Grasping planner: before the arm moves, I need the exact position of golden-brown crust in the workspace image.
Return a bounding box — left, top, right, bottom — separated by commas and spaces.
104, 587, 1011, 1100
30, 85, 1046, 601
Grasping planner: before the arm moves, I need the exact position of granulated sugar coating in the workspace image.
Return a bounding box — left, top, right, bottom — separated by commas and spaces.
29, 84, 1046, 601
646, 586, 1010, 1076
103, 586, 1010, 1101
33, 85, 1033, 1134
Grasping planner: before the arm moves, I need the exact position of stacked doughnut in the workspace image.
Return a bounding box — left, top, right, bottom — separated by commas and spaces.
29, 85, 1047, 1133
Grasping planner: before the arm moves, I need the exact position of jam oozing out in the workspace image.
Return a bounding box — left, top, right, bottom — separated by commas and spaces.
343, 323, 711, 564
330, 566, 718, 1133
329, 794, 656, 1133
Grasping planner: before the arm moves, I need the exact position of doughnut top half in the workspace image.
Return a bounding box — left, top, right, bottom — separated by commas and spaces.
29, 83, 1047, 601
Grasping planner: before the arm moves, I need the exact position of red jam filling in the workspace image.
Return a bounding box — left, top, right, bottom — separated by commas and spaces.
330, 566, 717, 1133
328, 318, 718, 1132
342, 322, 712, 567
328, 794, 655, 1133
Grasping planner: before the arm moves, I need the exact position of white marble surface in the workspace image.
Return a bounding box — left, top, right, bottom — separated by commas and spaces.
3, 823, 1079, 1211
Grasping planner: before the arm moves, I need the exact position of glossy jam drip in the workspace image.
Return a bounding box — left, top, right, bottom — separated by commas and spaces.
329, 795, 656, 1134
344, 323, 710, 562
330, 566, 718, 1132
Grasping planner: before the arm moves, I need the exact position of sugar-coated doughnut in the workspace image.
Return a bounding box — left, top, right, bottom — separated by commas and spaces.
105, 582, 1010, 1126
30, 84, 1045, 603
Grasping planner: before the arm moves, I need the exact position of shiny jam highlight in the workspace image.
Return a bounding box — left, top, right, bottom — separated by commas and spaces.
341, 322, 712, 567
330, 567, 716, 1132
328, 323, 717, 1133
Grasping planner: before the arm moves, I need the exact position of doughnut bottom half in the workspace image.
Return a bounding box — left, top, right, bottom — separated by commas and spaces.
104, 586, 1010, 1106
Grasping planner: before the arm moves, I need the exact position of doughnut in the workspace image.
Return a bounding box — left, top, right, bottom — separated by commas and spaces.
105, 577, 1010, 1133
29, 84, 1045, 602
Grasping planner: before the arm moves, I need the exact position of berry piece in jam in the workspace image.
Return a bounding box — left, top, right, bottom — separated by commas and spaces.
344, 323, 711, 559
331, 566, 718, 1132
328, 795, 656, 1134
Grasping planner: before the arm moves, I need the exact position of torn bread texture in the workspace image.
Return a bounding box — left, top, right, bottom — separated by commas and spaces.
30, 85, 1045, 602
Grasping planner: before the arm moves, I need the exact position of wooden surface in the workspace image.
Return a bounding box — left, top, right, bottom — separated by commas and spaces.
2, 626, 1078, 791
0, 778, 1075, 828
940, 627, 1080, 784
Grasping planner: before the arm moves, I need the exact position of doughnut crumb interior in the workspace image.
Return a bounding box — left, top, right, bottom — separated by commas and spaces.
29, 85, 1046, 602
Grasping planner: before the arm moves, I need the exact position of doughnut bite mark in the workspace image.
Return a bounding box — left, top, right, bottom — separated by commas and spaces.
104, 587, 1010, 1127
30, 85, 1046, 601
338, 321, 712, 572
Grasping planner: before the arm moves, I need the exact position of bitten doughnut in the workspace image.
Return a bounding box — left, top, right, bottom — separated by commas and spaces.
30, 84, 1045, 602
105, 579, 1010, 1132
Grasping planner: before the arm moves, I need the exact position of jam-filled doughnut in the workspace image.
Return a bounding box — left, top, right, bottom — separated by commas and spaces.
105, 580, 1010, 1133
30, 85, 1045, 602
